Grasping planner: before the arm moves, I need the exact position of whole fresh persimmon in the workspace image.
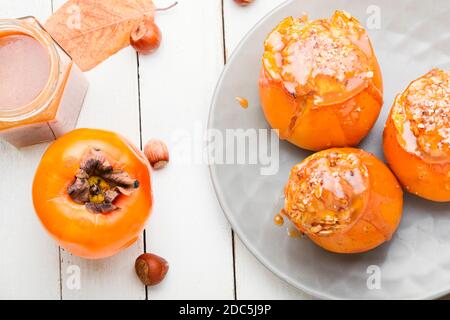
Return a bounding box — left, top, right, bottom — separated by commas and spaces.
33, 128, 153, 259
283, 148, 403, 254
259, 11, 383, 151
384, 69, 450, 202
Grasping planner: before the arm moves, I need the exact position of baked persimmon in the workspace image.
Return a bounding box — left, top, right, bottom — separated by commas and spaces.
283, 148, 403, 254
384, 69, 450, 202
32, 128, 152, 259
259, 11, 383, 151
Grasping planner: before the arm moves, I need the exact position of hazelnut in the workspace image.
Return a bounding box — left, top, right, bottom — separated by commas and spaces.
144, 139, 169, 169
135, 253, 169, 286
131, 21, 162, 55
234, 0, 255, 6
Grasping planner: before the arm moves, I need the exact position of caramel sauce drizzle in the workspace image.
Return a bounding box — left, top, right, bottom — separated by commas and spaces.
284, 151, 369, 236
392, 69, 450, 163
262, 11, 378, 140
263, 11, 374, 106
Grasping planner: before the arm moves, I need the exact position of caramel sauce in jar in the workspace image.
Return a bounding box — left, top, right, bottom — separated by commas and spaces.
0, 17, 88, 148
0, 34, 50, 109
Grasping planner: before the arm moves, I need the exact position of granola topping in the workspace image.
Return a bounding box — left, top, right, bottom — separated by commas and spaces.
263, 11, 374, 105
284, 151, 369, 236
392, 69, 450, 163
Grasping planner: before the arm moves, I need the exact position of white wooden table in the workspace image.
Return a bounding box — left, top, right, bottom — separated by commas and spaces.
0, 0, 315, 300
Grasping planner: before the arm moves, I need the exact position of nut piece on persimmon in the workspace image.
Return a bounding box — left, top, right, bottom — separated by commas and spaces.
130, 21, 162, 55
144, 139, 169, 169
234, 0, 255, 6
135, 253, 169, 286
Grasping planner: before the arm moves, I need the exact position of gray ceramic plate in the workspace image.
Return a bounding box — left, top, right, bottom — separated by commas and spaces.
209, 0, 450, 299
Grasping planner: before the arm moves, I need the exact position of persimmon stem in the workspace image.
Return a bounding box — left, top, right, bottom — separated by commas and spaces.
156, 1, 178, 11
67, 148, 139, 214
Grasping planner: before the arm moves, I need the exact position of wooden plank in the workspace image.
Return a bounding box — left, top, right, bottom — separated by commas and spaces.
0, 0, 61, 300
51, 0, 146, 300
234, 239, 314, 299
138, 0, 235, 299
223, 0, 312, 300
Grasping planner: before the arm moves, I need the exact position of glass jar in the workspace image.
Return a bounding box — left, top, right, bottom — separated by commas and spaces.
0, 16, 88, 148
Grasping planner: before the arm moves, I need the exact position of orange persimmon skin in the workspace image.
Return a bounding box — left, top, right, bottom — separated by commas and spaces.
259, 13, 383, 151
260, 66, 383, 151
284, 148, 403, 254
384, 113, 450, 202
32, 128, 152, 259
383, 69, 450, 202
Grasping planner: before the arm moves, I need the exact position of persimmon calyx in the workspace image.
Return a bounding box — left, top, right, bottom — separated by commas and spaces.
67, 148, 139, 214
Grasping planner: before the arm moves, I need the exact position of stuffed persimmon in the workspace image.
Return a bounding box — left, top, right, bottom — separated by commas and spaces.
283, 148, 403, 254
32, 128, 152, 259
259, 11, 383, 151
384, 69, 450, 202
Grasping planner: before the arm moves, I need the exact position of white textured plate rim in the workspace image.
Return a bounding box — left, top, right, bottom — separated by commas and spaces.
207, 0, 450, 300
